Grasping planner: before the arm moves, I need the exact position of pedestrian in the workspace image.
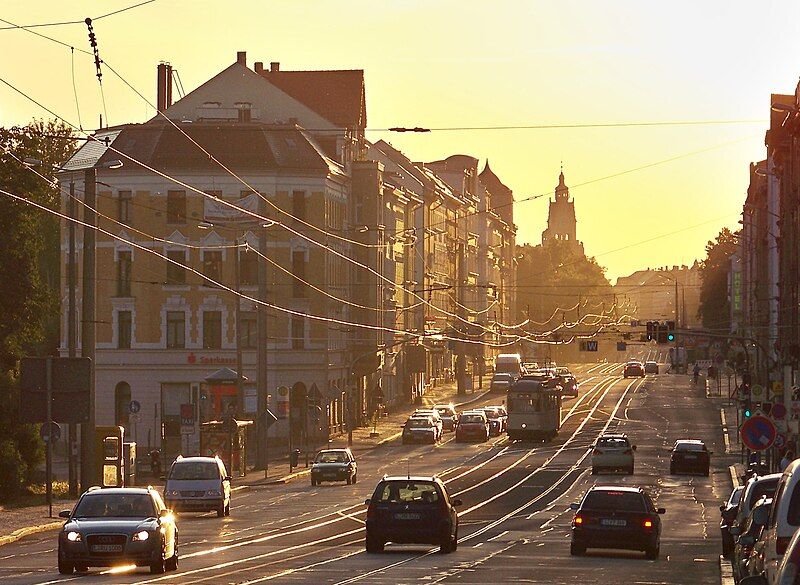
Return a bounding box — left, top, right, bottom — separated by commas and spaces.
781, 450, 795, 472
693, 363, 700, 385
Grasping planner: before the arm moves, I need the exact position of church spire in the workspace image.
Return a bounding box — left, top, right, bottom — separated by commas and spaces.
555, 167, 569, 200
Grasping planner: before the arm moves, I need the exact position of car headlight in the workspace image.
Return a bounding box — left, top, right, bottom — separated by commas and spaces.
207, 489, 222, 496
66, 531, 81, 542
132, 530, 150, 542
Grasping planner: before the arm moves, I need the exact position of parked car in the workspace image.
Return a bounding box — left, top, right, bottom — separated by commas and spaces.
732, 474, 780, 555
402, 415, 440, 444
412, 409, 444, 436
570, 486, 665, 559
433, 404, 459, 432
761, 459, 800, 583
644, 361, 659, 374
364, 475, 461, 553
455, 411, 490, 442
742, 522, 800, 585
669, 439, 711, 476
732, 497, 772, 583
310, 448, 357, 486
164, 455, 231, 517
58, 487, 178, 575
591, 434, 636, 475
623, 361, 645, 378
720, 485, 745, 558
481, 406, 508, 436
490, 372, 516, 392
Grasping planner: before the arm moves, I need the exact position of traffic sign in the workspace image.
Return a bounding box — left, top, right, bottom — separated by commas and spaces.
772, 403, 788, 420
260, 408, 279, 429
129, 400, 141, 414
40, 421, 61, 443
741, 415, 777, 451
751, 385, 765, 400
775, 433, 787, 450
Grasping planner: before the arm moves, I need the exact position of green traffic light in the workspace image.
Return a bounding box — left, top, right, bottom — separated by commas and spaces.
744, 409, 752, 418
667, 333, 675, 341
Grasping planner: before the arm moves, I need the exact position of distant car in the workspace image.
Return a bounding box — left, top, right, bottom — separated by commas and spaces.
364, 476, 462, 554
555, 369, 579, 397
644, 361, 659, 374
570, 486, 665, 559
720, 485, 744, 558
481, 406, 508, 436
58, 487, 178, 575
412, 409, 444, 436
490, 373, 516, 392
402, 416, 440, 444
522, 362, 539, 374
311, 448, 357, 486
433, 404, 458, 431
164, 455, 231, 517
591, 434, 636, 475
455, 411, 490, 442
623, 362, 645, 378
669, 439, 711, 476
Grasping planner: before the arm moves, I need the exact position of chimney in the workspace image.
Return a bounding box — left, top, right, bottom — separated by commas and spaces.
254, 61, 264, 74
237, 51, 247, 65
270, 61, 280, 72
156, 62, 173, 113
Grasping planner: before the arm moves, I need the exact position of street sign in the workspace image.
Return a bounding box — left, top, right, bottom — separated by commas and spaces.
617, 342, 627, 352
180, 404, 194, 435
741, 415, 777, 451
129, 400, 141, 414
751, 385, 765, 401
772, 403, 788, 420
40, 421, 61, 443
775, 433, 787, 450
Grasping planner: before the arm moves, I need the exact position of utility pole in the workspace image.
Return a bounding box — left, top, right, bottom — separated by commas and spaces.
674, 277, 680, 368
456, 241, 467, 396
80, 167, 96, 491
257, 209, 269, 474
234, 238, 244, 416
67, 179, 78, 497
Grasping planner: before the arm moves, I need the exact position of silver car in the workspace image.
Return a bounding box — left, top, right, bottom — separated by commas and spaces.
591, 434, 636, 475
490, 373, 515, 392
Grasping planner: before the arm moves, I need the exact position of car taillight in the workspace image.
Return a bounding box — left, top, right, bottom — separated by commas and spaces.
778, 536, 791, 555
643, 519, 653, 529
573, 515, 584, 526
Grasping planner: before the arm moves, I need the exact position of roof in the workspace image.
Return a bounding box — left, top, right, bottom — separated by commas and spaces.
173, 456, 219, 463
83, 487, 152, 495
382, 476, 440, 482
589, 486, 644, 493
258, 68, 366, 128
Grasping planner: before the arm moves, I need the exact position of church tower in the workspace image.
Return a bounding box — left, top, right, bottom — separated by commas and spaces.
541, 170, 584, 254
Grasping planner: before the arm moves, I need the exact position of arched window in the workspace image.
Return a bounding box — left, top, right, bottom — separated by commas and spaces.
114, 382, 131, 427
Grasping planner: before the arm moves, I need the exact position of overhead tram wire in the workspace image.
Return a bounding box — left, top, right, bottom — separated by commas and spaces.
0, 1, 158, 30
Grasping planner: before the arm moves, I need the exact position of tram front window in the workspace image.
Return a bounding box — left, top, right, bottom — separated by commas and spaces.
509, 394, 543, 413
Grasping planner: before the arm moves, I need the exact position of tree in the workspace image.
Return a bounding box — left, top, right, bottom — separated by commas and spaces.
698, 227, 739, 332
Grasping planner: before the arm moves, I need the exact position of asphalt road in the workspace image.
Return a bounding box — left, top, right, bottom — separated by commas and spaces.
0, 362, 727, 584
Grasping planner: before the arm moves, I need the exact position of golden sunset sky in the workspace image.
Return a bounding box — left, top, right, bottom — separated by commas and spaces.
1, 0, 796, 280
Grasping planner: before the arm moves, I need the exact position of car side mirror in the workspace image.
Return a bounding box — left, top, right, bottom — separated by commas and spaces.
657, 507, 666, 515
58, 510, 71, 519
569, 503, 580, 510
452, 499, 463, 507
739, 535, 755, 547
740, 575, 768, 585
364, 499, 371, 506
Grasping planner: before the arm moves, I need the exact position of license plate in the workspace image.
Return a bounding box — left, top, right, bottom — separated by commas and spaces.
90, 544, 123, 553
600, 518, 627, 527
394, 513, 420, 520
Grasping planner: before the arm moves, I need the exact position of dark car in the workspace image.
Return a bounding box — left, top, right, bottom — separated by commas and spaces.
644, 361, 659, 374
402, 416, 440, 444
570, 486, 665, 559
670, 439, 711, 476
720, 485, 744, 558
455, 411, 490, 442
58, 487, 178, 575
623, 362, 645, 378
481, 406, 508, 436
434, 404, 459, 432
310, 448, 357, 486
732, 497, 772, 583
364, 476, 461, 554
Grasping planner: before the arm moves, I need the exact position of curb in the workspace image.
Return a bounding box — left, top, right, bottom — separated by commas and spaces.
0, 521, 62, 548
729, 464, 741, 488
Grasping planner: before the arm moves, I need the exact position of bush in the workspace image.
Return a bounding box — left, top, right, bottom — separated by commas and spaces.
0, 438, 26, 501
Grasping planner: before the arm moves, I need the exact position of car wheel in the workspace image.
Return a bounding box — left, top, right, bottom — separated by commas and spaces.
224, 501, 231, 516
570, 542, 585, 556
346, 475, 353, 485
353, 473, 357, 484
365, 536, 384, 553
58, 560, 74, 575
150, 546, 166, 574
165, 539, 178, 572
669, 465, 676, 475
311, 478, 317, 486
440, 537, 453, 554
645, 544, 660, 560
74, 565, 88, 573
591, 467, 597, 475
627, 466, 634, 475
704, 467, 710, 477
217, 503, 225, 518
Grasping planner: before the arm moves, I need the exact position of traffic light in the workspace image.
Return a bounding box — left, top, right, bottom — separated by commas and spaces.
656, 322, 668, 344
666, 320, 675, 342
646, 321, 655, 341
743, 398, 752, 419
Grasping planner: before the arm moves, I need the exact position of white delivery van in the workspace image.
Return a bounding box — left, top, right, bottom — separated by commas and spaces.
494, 354, 523, 378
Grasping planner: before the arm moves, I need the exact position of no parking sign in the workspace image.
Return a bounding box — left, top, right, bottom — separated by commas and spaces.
740, 415, 777, 451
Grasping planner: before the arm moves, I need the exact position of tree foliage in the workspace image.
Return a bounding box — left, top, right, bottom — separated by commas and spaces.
697, 227, 739, 331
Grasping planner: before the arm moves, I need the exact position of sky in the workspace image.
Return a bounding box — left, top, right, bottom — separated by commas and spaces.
1, 0, 798, 281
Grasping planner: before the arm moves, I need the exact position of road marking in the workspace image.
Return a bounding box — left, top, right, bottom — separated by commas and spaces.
487, 530, 509, 542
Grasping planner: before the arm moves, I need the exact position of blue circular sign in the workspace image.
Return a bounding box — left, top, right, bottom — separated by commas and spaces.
129, 400, 141, 414
741, 415, 777, 451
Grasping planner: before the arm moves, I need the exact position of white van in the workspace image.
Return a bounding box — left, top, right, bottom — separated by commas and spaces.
164, 455, 232, 517
494, 354, 523, 378
762, 459, 800, 583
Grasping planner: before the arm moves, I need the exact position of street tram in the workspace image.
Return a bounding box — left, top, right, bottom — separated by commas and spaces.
506, 373, 562, 441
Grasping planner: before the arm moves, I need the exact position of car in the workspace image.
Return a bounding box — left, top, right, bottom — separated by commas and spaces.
481, 406, 508, 436
669, 439, 711, 476
556, 370, 579, 397
433, 404, 459, 432
732, 497, 772, 583
57, 487, 178, 575
455, 411, 490, 442
164, 455, 231, 517
732, 474, 780, 556
623, 361, 645, 378
591, 434, 636, 475
402, 415, 440, 444
743, 522, 800, 585
644, 361, 659, 374
310, 448, 357, 486
570, 486, 665, 559
364, 475, 462, 554
720, 485, 745, 558
490, 372, 516, 393
522, 361, 539, 374
761, 459, 800, 583
413, 409, 444, 436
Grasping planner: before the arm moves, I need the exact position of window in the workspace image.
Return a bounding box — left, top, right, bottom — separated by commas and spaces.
203, 311, 222, 349
166, 250, 186, 285
166, 311, 185, 349
203, 251, 222, 286
240, 311, 257, 349
118, 190, 132, 225
118, 311, 132, 349
292, 250, 306, 298
240, 249, 258, 286
167, 190, 186, 224
117, 251, 132, 296
292, 190, 306, 221
291, 316, 305, 349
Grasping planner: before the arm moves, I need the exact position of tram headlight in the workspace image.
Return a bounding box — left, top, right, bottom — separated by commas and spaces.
521, 423, 527, 429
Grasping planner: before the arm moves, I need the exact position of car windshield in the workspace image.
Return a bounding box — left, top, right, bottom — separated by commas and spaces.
582, 490, 647, 512
483, 410, 500, 419
748, 479, 779, 508
375, 481, 440, 504
597, 437, 629, 448
169, 461, 220, 480
435, 407, 454, 416
73, 493, 156, 518
460, 414, 484, 424
315, 451, 349, 463
676, 442, 705, 452
408, 418, 431, 428
493, 374, 512, 380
